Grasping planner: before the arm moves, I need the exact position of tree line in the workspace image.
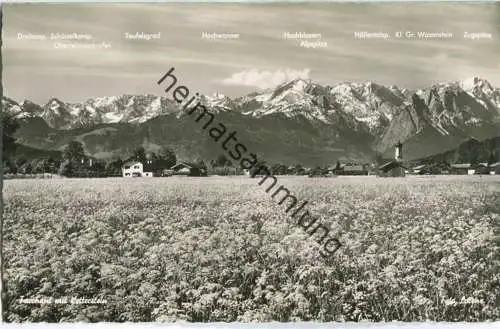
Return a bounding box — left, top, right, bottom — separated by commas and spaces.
3, 113, 499, 178
3, 140, 180, 178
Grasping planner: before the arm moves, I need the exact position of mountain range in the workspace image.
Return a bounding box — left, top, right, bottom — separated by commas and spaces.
4, 77, 500, 166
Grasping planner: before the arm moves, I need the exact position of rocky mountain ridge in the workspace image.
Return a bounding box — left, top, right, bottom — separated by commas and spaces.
4, 77, 499, 132
4, 77, 500, 164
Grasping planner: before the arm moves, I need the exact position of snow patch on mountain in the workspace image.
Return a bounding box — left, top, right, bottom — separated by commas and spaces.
460, 77, 479, 91
93, 96, 120, 108
103, 112, 125, 123
239, 79, 333, 123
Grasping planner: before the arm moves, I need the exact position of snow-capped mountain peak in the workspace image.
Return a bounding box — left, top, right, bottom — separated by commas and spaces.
46, 98, 66, 112
459, 77, 492, 91
456, 77, 500, 110
4, 77, 499, 138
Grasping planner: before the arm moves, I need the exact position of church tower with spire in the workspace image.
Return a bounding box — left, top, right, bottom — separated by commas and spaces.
395, 141, 403, 162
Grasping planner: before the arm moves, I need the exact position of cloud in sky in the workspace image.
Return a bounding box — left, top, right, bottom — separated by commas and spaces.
4, 3, 500, 103
222, 68, 311, 89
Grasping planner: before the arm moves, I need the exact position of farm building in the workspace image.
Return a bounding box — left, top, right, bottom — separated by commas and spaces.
170, 161, 207, 176
378, 161, 406, 177
489, 162, 500, 175
162, 169, 174, 177
339, 164, 368, 175
296, 167, 306, 175
410, 163, 450, 175
327, 166, 337, 175
210, 166, 240, 176
450, 163, 474, 175
122, 161, 154, 177
411, 164, 427, 175
475, 163, 491, 175
287, 165, 299, 175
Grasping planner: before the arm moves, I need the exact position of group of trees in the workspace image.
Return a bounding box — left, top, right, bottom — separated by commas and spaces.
58, 141, 90, 177
208, 156, 331, 177
205, 154, 340, 176
1, 113, 183, 177
2, 128, 181, 177
2, 113, 20, 173
417, 137, 500, 171
210, 154, 233, 168
57, 144, 180, 177
454, 138, 498, 165
9, 157, 61, 175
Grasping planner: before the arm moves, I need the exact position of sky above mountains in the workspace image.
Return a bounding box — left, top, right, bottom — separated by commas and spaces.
4, 3, 500, 103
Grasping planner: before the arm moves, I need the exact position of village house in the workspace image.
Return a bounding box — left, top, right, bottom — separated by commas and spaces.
327, 165, 337, 175
162, 168, 174, 176
121, 161, 154, 177
489, 162, 500, 175
287, 165, 297, 175
341, 164, 368, 175
411, 164, 427, 175
378, 161, 406, 177
410, 163, 450, 175
210, 166, 240, 176
450, 163, 474, 175
170, 161, 207, 176
475, 163, 490, 175
303, 167, 312, 176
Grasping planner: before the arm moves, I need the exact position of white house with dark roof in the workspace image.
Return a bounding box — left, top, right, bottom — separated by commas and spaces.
122, 161, 153, 177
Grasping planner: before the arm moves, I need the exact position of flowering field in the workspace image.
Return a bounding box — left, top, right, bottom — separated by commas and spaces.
3, 176, 500, 322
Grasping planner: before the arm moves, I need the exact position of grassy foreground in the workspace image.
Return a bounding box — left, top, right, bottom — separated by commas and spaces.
3, 176, 500, 322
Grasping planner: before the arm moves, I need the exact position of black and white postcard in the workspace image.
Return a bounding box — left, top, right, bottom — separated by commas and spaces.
1, 1, 499, 324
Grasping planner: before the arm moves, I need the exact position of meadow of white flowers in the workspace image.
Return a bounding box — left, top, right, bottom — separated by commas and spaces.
3, 176, 500, 322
